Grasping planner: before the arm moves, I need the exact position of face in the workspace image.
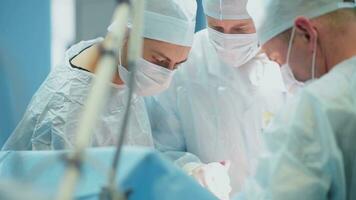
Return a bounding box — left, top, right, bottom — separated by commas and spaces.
262, 17, 326, 82
206, 16, 256, 34
142, 38, 190, 70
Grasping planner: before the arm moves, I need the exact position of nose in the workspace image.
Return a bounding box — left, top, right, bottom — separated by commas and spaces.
167, 62, 176, 71
172, 62, 181, 70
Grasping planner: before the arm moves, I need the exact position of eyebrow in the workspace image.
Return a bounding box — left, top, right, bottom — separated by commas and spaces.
176, 59, 188, 65
152, 49, 188, 66
212, 26, 224, 32
232, 22, 250, 29
152, 50, 171, 62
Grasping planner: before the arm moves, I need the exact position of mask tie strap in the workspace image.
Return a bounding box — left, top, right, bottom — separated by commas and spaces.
219, 0, 223, 20
311, 34, 318, 80
286, 27, 296, 65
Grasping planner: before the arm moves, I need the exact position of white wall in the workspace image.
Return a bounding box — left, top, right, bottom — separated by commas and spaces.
51, 0, 75, 68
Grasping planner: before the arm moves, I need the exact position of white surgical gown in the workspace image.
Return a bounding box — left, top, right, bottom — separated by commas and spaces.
145, 29, 287, 194
238, 56, 356, 200
2, 38, 153, 150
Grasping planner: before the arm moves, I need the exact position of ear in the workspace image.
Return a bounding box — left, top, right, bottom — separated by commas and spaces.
294, 16, 318, 51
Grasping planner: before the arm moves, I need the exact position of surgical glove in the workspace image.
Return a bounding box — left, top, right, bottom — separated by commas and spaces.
183, 161, 232, 200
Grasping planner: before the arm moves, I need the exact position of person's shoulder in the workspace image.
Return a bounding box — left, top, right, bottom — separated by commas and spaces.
42, 38, 116, 103
177, 29, 211, 77
264, 58, 356, 151
303, 75, 353, 115
55, 37, 105, 83
190, 29, 210, 51
194, 28, 209, 40
65, 37, 104, 60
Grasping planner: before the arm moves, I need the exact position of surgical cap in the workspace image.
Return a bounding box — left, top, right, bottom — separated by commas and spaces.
202, 0, 250, 20
247, 0, 356, 45
143, 0, 197, 47
109, 0, 197, 47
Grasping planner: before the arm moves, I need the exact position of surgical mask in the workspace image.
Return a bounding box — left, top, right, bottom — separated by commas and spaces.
118, 57, 175, 96
207, 27, 260, 68
280, 65, 304, 93
281, 27, 317, 92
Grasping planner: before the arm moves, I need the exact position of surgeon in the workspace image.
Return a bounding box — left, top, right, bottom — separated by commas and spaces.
2, 0, 197, 150
234, 0, 356, 199
144, 0, 286, 199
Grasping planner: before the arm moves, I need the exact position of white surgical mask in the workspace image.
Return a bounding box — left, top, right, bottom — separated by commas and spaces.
281, 27, 317, 93
207, 27, 260, 68
280, 65, 304, 94
118, 57, 175, 96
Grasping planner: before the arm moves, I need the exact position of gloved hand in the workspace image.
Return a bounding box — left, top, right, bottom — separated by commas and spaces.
183, 161, 232, 200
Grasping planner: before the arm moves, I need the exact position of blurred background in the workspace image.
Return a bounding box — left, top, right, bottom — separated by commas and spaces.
0, 0, 206, 147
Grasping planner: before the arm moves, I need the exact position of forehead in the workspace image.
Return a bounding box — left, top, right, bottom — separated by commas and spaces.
143, 38, 190, 59
206, 16, 252, 26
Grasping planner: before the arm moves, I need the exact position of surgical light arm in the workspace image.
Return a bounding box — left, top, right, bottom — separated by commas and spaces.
55, 2, 130, 200
101, 0, 146, 199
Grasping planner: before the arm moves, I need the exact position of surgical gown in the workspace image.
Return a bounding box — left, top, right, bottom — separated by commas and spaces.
145, 29, 287, 194
2, 38, 153, 150
238, 56, 356, 200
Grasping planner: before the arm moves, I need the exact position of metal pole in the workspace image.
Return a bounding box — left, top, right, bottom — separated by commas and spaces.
101, 0, 145, 199
55, 2, 130, 200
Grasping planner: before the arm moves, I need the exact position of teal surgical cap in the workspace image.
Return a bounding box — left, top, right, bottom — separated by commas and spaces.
247, 0, 356, 45
110, 0, 197, 47
203, 0, 250, 20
